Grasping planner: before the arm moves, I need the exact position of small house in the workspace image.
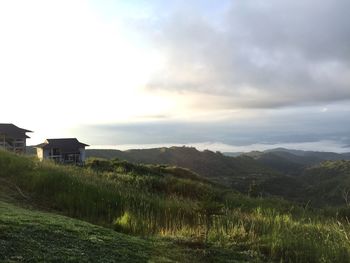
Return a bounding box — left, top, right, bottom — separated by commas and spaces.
0, 123, 32, 153
35, 138, 89, 164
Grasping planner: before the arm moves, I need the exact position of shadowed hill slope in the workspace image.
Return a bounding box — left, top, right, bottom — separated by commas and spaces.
86, 147, 350, 205
87, 147, 279, 193
243, 151, 323, 175
236, 148, 350, 175
258, 160, 350, 207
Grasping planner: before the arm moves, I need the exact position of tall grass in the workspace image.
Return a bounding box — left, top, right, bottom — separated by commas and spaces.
1, 150, 350, 262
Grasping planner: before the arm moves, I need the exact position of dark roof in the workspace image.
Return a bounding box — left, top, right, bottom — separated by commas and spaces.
35, 138, 89, 151
0, 123, 33, 138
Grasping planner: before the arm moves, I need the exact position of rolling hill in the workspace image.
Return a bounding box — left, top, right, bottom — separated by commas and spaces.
86, 146, 279, 193
256, 160, 350, 207
240, 148, 350, 175
243, 150, 323, 175
86, 147, 350, 206
266, 148, 350, 160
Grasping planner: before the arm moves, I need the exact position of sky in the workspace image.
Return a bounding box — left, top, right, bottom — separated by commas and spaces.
1, 0, 350, 152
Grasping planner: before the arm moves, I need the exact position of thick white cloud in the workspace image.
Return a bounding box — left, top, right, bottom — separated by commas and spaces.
146, 0, 350, 109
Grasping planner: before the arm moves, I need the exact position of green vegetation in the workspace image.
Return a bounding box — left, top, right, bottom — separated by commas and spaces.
301, 160, 350, 206
244, 151, 320, 175
258, 160, 350, 207
1, 201, 252, 262
0, 201, 150, 262
86, 146, 279, 193
85, 147, 350, 207
2, 150, 350, 262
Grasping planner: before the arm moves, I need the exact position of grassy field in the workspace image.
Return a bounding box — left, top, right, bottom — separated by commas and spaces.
1, 150, 350, 262
0, 200, 256, 262
0, 201, 151, 262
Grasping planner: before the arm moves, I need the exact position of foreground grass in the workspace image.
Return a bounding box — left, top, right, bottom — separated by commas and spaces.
0, 201, 151, 262
1, 151, 350, 262
0, 201, 254, 262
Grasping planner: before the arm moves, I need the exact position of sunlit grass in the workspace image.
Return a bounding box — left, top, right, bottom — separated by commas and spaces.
1, 150, 350, 262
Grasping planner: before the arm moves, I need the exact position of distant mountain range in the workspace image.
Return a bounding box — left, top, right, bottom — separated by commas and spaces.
226, 148, 350, 175
226, 147, 350, 159
255, 147, 350, 159
87, 147, 350, 178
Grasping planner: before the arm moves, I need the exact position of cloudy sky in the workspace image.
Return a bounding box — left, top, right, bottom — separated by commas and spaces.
1, 0, 349, 152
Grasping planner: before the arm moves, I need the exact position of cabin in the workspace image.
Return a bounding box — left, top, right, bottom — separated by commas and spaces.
35, 138, 89, 164
0, 123, 32, 153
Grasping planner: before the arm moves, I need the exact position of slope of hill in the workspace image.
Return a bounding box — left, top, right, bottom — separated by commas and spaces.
243, 151, 323, 175
0, 201, 151, 262
231, 148, 350, 176
300, 160, 350, 206
0, 151, 257, 262
87, 147, 279, 193
86, 147, 350, 205
2, 150, 350, 262
1, 200, 251, 263
257, 160, 350, 207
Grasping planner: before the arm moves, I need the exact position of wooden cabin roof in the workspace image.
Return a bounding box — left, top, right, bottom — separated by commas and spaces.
35, 138, 89, 150
0, 123, 32, 138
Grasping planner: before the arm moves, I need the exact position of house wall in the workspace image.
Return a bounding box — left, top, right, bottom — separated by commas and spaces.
36, 148, 43, 161
37, 146, 86, 164
36, 149, 50, 161
44, 150, 50, 159
79, 148, 86, 162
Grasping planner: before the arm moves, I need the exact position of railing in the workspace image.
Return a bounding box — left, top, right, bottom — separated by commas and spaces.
48, 155, 62, 159
0, 141, 14, 150
0, 137, 26, 153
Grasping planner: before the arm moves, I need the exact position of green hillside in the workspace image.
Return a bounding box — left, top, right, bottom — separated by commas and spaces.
86, 147, 279, 193
86, 147, 350, 207
2, 150, 350, 262
256, 160, 350, 207
223, 148, 350, 176
244, 151, 322, 175
1, 200, 253, 263
301, 160, 350, 206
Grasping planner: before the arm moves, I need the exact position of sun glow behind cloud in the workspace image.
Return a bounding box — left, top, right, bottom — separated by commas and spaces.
0, 0, 256, 145
0, 0, 177, 143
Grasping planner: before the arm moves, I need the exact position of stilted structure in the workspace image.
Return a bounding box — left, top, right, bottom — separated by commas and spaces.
0, 124, 32, 153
